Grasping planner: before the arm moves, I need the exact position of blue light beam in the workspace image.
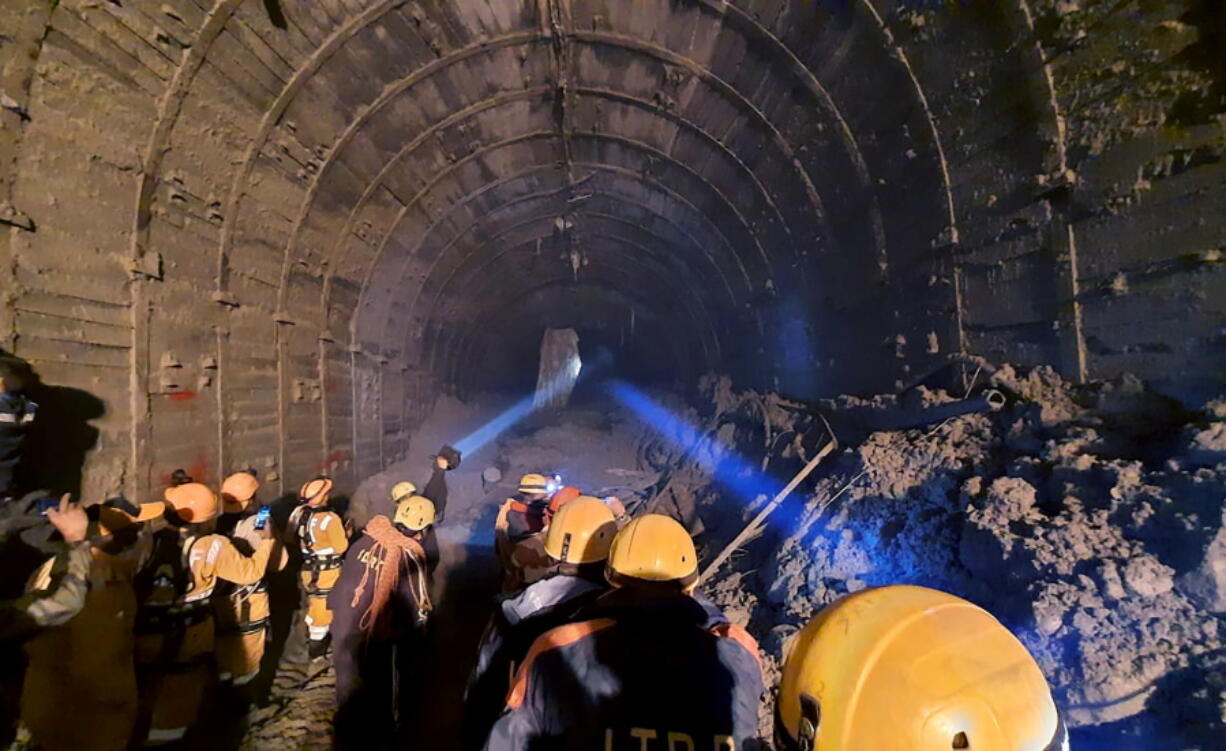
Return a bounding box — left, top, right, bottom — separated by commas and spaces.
452, 352, 591, 456
608, 380, 782, 506
452, 394, 536, 457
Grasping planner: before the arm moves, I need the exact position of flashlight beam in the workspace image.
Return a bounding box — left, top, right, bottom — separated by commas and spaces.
609, 379, 838, 583
452, 357, 598, 456
699, 437, 836, 584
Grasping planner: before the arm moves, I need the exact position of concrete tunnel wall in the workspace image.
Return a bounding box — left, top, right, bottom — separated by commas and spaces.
0, 0, 1222, 505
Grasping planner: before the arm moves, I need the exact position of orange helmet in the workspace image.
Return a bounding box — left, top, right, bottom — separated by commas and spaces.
548, 486, 583, 516
96, 501, 165, 536
299, 476, 333, 506
221, 471, 260, 513
163, 482, 220, 523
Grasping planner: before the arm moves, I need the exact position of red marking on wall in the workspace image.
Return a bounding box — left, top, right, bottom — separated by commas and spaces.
168, 389, 197, 402
324, 377, 340, 395
317, 449, 351, 474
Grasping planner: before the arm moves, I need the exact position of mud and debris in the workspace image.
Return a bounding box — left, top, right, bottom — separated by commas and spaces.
232, 364, 1224, 749
692, 364, 1226, 746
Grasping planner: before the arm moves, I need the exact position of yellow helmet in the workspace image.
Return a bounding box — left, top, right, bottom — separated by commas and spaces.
543, 496, 618, 564
605, 514, 697, 589
518, 473, 551, 495
393, 495, 435, 532
390, 481, 418, 503
776, 585, 1066, 751
221, 471, 260, 513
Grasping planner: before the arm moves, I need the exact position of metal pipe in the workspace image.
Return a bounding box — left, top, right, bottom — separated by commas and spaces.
850, 389, 1007, 433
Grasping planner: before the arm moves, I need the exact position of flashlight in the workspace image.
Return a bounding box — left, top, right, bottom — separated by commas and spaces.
546, 475, 562, 494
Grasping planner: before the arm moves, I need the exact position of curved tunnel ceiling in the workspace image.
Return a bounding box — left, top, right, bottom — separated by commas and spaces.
187, 0, 957, 397
17, 0, 1220, 497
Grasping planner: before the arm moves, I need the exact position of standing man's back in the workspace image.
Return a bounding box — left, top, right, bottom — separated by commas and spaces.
485, 515, 763, 751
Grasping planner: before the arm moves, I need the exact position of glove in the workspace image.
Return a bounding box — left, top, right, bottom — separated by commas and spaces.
437, 445, 462, 470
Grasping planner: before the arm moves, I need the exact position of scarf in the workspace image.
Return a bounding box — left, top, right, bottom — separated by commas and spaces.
351, 515, 431, 634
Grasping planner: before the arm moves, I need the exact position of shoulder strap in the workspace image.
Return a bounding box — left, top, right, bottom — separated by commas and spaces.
295, 505, 315, 552
707, 621, 762, 669
505, 618, 616, 710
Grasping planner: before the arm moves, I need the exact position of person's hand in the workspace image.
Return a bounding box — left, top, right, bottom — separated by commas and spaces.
437, 444, 461, 470
47, 494, 89, 543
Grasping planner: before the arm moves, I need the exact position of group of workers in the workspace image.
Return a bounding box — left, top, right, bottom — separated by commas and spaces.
0, 437, 455, 750
2, 338, 1070, 751
457, 474, 1071, 751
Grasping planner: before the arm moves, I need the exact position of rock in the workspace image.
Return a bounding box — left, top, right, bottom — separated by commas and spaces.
1178, 518, 1226, 612
1097, 561, 1127, 600
1185, 422, 1226, 467
692, 365, 1226, 735
1122, 554, 1175, 597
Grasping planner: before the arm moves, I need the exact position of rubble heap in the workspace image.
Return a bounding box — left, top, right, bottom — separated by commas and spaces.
688, 366, 1226, 744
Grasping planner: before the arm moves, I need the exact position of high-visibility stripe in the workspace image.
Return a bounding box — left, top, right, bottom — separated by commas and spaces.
709, 622, 762, 669
148, 727, 187, 743
233, 670, 258, 686
505, 618, 615, 710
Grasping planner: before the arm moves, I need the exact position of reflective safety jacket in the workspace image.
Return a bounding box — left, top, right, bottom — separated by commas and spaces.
23, 545, 141, 751
484, 590, 764, 751
463, 572, 606, 751
137, 530, 275, 633
288, 504, 349, 564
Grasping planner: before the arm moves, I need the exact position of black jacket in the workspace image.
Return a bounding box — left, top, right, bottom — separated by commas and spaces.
0, 393, 36, 498
463, 572, 606, 751
484, 589, 763, 751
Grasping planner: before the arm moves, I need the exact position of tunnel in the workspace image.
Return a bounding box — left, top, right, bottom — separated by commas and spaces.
1, 0, 1224, 749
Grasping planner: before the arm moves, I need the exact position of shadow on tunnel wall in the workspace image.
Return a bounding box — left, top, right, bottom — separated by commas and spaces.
18, 379, 105, 500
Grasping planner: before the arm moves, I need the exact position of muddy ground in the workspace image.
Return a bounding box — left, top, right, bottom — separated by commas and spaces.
239, 365, 1224, 749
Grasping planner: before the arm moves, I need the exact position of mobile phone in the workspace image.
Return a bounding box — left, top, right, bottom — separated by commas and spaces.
253, 505, 271, 530
35, 496, 60, 515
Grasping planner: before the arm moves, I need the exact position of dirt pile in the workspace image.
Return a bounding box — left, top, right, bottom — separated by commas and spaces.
689, 366, 1226, 744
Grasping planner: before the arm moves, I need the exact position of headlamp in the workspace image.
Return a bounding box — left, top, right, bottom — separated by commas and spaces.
546, 475, 562, 494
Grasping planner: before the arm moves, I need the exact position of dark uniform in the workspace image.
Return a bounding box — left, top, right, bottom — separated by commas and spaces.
417, 464, 448, 572
0, 391, 36, 500
485, 589, 763, 751
328, 516, 432, 750
494, 498, 549, 591
463, 569, 606, 751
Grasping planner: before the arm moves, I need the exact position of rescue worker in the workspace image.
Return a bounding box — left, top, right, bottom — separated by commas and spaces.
134, 480, 276, 745
286, 475, 348, 658
775, 585, 1069, 751
543, 485, 581, 525
329, 493, 435, 749
22, 497, 163, 751
388, 443, 458, 573
463, 495, 616, 751
493, 473, 555, 591
214, 470, 280, 686
0, 356, 37, 501
485, 514, 763, 750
